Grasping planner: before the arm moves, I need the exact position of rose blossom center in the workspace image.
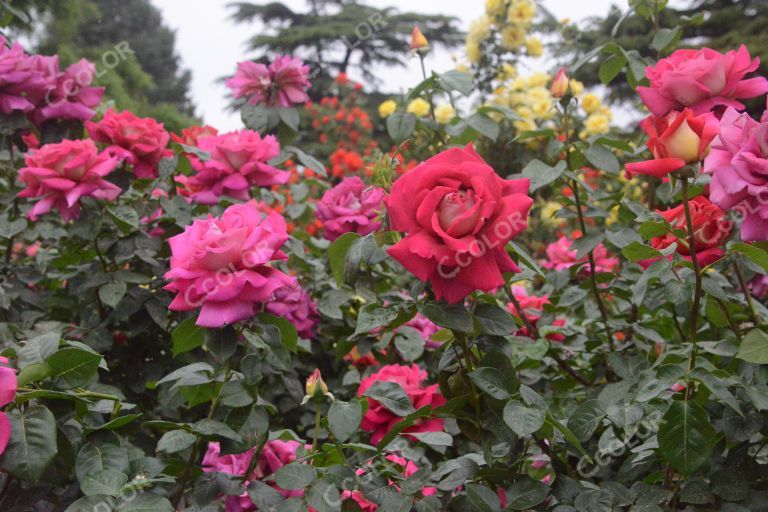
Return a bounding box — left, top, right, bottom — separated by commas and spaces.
438, 190, 480, 237
662, 117, 701, 162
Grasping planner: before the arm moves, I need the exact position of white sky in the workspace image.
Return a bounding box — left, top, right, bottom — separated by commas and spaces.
153, 0, 625, 130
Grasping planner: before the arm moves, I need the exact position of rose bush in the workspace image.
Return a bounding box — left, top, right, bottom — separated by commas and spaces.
2, 4, 768, 512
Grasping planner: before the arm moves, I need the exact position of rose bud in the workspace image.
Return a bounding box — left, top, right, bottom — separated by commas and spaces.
550, 68, 569, 99
410, 26, 430, 52
303, 369, 332, 404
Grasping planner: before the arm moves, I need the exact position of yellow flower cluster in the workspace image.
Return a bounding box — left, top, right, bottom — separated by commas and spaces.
466, 0, 541, 62
490, 70, 614, 138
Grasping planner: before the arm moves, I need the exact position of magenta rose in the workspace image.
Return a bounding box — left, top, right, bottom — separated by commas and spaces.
0, 36, 49, 114
176, 130, 287, 205
357, 363, 446, 445
703, 106, 768, 240
29, 56, 104, 126
385, 144, 533, 303
0, 357, 17, 458
265, 283, 320, 339
163, 202, 295, 327
86, 109, 170, 179
203, 440, 306, 512
542, 235, 619, 273
226, 55, 310, 108
637, 45, 768, 117
316, 176, 385, 241
750, 274, 768, 299
18, 139, 121, 221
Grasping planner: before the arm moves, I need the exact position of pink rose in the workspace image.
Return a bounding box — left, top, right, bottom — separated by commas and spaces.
18, 139, 121, 221
29, 56, 104, 126
626, 109, 719, 177
171, 124, 219, 147
0, 36, 49, 114
203, 440, 306, 512
86, 109, 170, 179
226, 55, 311, 108
703, 106, 768, 241
385, 145, 533, 303
750, 274, 768, 299
404, 313, 440, 348
316, 176, 385, 241
164, 202, 295, 328
357, 364, 446, 445
641, 196, 731, 267
176, 130, 287, 205
637, 45, 768, 117
542, 234, 618, 274
140, 188, 168, 238
0, 357, 17, 458
265, 283, 320, 339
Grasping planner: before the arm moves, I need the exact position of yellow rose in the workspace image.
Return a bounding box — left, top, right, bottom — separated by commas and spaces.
378, 99, 397, 118
434, 104, 456, 124
508, 0, 535, 25
569, 79, 584, 97
583, 113, 610, 136
531, 99, 553, 119
407, 98, 431, 118
514, 118, 537, 133
525, 36, 543, 57
486, 0, 505, 16
527, 72, 550, 88
527, 86, 550, 103
515, 106, 534, 119
540, 201, 565, 226
581, 93, 601, 114
501, 26, 525, 49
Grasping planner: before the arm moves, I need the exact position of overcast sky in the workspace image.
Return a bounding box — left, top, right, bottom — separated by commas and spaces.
153, 0, 624, 130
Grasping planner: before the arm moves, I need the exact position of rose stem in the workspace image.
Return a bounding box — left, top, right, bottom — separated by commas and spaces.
680, 178, 702, 396
732, 257, 760, 326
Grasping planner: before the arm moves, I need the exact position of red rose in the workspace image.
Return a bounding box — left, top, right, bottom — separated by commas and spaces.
385, 145, 533, 303
357, 364, 445, 445
626, 108, 719, 178
86, 109, 170, 179
643, 196, 732, 267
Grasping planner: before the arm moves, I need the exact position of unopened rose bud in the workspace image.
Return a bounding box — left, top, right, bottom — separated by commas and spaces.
550, 68, 569, 99
410, 27, 430, 52
305, 369, 328, 398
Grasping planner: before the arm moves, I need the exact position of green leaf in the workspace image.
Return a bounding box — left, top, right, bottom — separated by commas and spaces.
522, 160, 566, 193
418, 303, 473, 333
278, 107, 300, 131
80, 469, 128, 497
172, 317, 205, 357
503, 401, 546, 436
157, 429, 196, 454
736, 328, 768, 364
354, 303, 399, 336
465, 483, 501, 512
437, 70, 473, 95
651, 26, 682, 52
598, 54, 626, 85
205, 326, 237, 360
584, 143, 620, 175
256, 313, 298, 352
75, 443, 129, 484
363, 381, 415, 416
729, 242, 768, 273
98, 282, 127, 308
1, 405, 58, 483
409, 431, 453, 447
468, 113, 499, 141
106, 206, 139, 234
394, 326, 425, 361
658, 400, 716, 476
328, 400, 363, 443
64, 496, 115, 512
286, 145, 326, 176
567, 400, 605, 442
506, 476, 549, 509
622, 241, 662, 262
275, 463, 317, 490
469, 367, 514, 400
387, 112, 416, 141
47, 348, 101, 389
247, 480, 285, 510
115, 493, 174, 512
473, 304, 517, 336
328, 232, 360, 287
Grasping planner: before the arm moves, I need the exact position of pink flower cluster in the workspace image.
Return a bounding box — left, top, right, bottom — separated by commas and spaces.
542, 235, 618, 273
226, 55, 311, 108
86, 109, 170, 179
0, 357, 17, 458
164, 202, 296, 328
202, 440, 306, 512
176, 130, 287, 205
18, 139, 121, 221
507, 285, 565, 341
0, 36, 103, 125
357, 364, 445, 445
265, 283, 320, 338
316, 176, 385, 241
704, 105, 768, 241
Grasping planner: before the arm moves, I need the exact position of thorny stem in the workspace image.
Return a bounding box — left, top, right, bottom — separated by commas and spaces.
505, 285, 591, 387
680, 178, 702, 397
733, 257, 760, 326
